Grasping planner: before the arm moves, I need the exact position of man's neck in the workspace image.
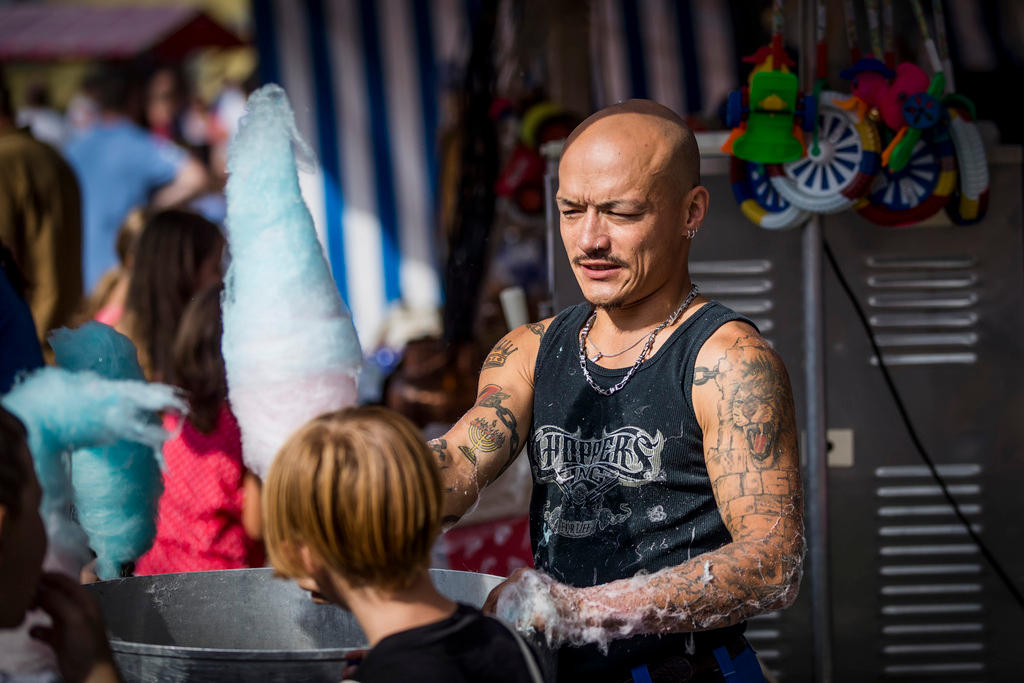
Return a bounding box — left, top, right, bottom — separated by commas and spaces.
340, 571, 457, 647
593, 274, 696, 336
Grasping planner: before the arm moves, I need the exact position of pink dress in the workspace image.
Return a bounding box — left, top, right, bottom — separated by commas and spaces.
135, 405, 264, 574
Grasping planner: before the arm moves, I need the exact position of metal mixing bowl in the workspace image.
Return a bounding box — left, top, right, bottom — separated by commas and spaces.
86, 567, 506, 682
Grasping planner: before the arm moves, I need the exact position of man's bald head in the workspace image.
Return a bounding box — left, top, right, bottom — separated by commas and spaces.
561, 99, 701, 192
556, 100, 709, 310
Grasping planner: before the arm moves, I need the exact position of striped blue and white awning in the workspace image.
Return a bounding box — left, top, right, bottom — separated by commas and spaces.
252, 0, 474, 345
589, 0, 737, 117
251, 0, 738, 345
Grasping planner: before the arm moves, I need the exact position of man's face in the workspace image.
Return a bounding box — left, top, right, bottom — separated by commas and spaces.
0, 444, 47, 628
557, 120, 691, 310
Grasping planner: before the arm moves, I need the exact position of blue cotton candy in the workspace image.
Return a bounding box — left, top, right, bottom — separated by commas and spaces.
50, 323, 168, 579
50, 322, 146, 380
223, 84, 362, 478
1, 365, 183, 576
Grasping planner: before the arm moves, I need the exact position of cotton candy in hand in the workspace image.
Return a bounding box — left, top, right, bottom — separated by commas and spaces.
1, 366, 184, 574
223, 84, 362, 478
49, 323, 168, 579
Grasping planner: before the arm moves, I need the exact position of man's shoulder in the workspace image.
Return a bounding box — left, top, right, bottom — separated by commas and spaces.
512, 314, 561, 343
526, 303, 591, 341
691, 319, 792, 413
697, 318, 769, 360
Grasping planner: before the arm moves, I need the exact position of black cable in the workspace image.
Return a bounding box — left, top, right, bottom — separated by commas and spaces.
822, 238, 1024, 610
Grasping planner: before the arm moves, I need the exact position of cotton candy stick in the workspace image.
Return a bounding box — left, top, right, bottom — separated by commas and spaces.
222, 84, 362, 478
50, 323, 168, 579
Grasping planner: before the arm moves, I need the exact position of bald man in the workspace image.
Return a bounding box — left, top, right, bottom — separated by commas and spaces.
433, 101, 802, 682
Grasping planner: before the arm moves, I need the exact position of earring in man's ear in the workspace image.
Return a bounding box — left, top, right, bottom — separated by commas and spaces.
685, 228, 698, 240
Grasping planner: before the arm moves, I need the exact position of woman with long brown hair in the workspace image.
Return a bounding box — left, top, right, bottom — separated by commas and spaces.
118, 208, 223, 381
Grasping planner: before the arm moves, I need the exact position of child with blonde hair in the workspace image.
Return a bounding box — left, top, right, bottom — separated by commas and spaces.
264, 406, 545, 683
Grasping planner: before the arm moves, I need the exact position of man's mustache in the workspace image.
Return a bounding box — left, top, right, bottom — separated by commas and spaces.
572, 254, 628, 268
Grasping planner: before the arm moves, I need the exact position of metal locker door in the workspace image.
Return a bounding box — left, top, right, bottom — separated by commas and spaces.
822, 146, 1024, 681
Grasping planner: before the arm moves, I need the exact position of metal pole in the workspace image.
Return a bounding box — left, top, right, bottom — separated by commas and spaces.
803, 216, 832, 683
541, 141, 563, 318
799, 0, 833, 680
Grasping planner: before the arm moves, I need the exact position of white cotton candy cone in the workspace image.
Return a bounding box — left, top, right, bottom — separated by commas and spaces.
223, 84, 362, 478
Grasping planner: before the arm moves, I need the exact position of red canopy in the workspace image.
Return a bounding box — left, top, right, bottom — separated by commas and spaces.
0, 5, 244, 61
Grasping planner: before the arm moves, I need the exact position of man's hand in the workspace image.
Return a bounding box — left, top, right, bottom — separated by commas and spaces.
486, 568, 677, 652
482, 567, 536, 617
483, 568, 584, 647
29, 572, 120, 683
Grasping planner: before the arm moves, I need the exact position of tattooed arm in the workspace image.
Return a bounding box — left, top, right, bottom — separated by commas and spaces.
486, 321, 803, 642
429, 319, 551, 526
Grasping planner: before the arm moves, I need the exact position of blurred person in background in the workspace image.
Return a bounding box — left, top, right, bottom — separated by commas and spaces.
0, 239, 43, 394
76, 208, 145, 328
16, 82, 67, 149
134, 283, 264, 576
0, 76, 83, 355
191, 77, 258, 228
117, 209, 224, 381
64, 86, 99, 142
143, 64, 230, 227
143, 64, 216, 169
64, 63, 209, 293
209, 78, 249, 143
144, 66, 186, 144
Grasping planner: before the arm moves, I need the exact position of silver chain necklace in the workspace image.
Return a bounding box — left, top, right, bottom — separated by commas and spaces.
578, 283, 699, 396
585, 330, 649, 362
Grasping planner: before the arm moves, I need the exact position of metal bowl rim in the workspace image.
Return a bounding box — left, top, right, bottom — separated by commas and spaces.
93, 566, 506, 584
97, 567, 508, 660
108, 639, 358, 661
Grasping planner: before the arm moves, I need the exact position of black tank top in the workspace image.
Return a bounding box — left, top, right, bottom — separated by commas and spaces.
528, 301, 753, 676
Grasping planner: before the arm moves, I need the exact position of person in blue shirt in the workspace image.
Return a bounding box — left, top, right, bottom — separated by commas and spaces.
64, 65, 209, 293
